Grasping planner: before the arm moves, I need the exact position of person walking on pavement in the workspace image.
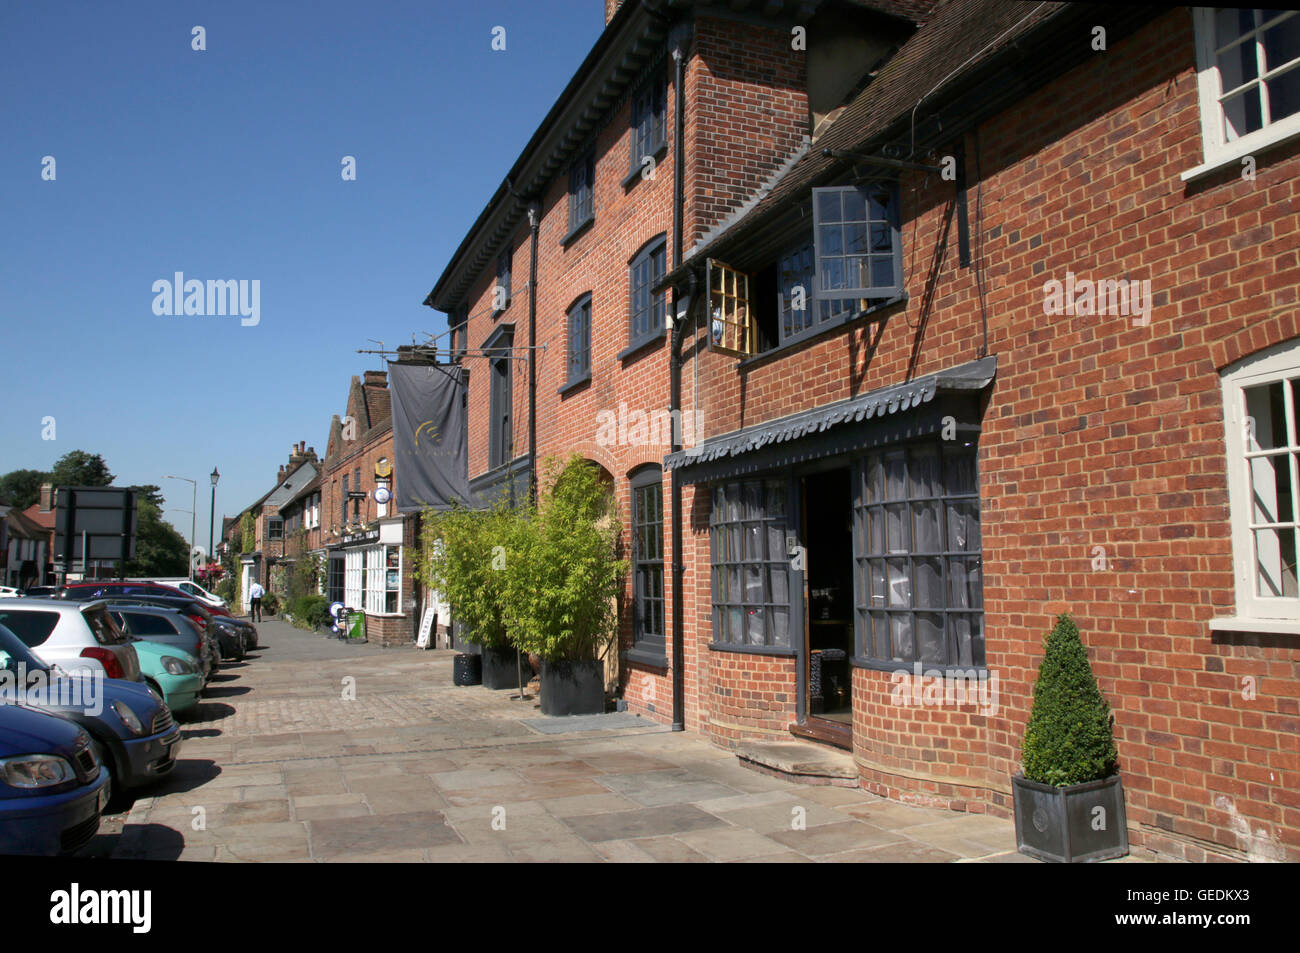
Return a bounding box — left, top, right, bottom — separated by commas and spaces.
249, 580, 265, 622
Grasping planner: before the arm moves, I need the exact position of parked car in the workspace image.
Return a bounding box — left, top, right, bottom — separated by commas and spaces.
20, 586, 58, 597
0, 599, 141, 682
0, 587, 19, 598
129, 639, 203, 716
0, 704, 108, 856
61, 581, 235, 618
139, 578, 228, 609
0, 622, 182, 811
105, 606, 214, 680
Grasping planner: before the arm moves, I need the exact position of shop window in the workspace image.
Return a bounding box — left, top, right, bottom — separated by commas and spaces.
631, 466, 665, 654
709, 479, 791, 648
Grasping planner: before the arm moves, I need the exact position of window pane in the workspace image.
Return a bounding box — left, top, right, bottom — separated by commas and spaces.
947, 500, 981, 551
910, 445, 940, 497
913, 500, 941, 552
729, 567, 742, 603
817, 190, 842, 223
949, 556, 983, 609
1245, 381, 1288, 450
769, 565, 788, 604
746, 606, 765, 645
745, 564, 765, 603
743, 482, 763, 519
768, 523, 786, 562
1266, 63, 1300, 123
945, 448, 977, 495
871, 611, 889, 658
1216, 7, 1254, 45
744, 522, 763, 560
886, 503, 909, 552
1262, 15, 1300, 72
1249, 454, 1294, 524
914, 558, 943, 607
890, 613, 912, 661
867, 506, 885, 554
844, 221, 868, 254
1218, 39, 1259, 91
766, 481, 786, 518
887, 558, 910, 607
729, 607, 743, 641
869, 559, 886, 606
950, 613, 975, 667
865, 454, 883, 503
1223, 86, 1264, 139
770, 607, 790, 647
916, 613, 944, 665
885, 450, 906, 500
1255, 527, 1299, 597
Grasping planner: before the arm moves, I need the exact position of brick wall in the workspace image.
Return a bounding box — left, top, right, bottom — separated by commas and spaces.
677, 10, 1300, 861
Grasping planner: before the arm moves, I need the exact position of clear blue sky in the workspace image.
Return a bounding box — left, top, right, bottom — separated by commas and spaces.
0, 0, 603, 548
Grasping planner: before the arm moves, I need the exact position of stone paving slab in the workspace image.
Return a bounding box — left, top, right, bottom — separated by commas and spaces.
110, 618, 1067, 863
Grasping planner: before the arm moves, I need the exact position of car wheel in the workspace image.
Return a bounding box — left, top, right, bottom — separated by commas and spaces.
91, 739, 128, 815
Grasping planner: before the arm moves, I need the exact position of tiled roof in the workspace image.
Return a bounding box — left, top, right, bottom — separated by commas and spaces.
844, 0, 941, 24
671, 0, 1068, 274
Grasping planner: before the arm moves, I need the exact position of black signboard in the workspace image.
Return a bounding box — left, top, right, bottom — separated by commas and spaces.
52, 486, 137, 571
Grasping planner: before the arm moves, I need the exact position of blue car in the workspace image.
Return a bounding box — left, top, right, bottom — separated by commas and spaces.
0, 622, 181, 811
0, 704, 109, 856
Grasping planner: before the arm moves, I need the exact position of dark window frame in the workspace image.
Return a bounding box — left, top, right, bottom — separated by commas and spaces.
851, 438, 984, 672
625, 234, 668, 356
564, 293, 593, 391
812, 182, 905, 304
567, 151, 596, 239
631, 466, 666, 657
488, 330, 514, 470
495, 249, 513, 316
709, 478, 792, 649
267, 517, 284, 541
628, 72, 668, 182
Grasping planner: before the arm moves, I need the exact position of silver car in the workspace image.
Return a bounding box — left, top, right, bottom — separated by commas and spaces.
0, 598, 141, 682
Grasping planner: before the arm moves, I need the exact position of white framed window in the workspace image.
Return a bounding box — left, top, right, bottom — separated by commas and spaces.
1190, 8, 1300, 176
365, 545, 384, 615
1220, 338, 1300, 626
344, 548, 364, 609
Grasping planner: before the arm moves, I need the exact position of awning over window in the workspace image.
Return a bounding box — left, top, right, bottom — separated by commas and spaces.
665, 355, 997, 483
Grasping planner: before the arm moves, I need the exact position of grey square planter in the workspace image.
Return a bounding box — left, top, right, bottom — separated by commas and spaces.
482, 646, 523, 690
1012, 773, 1129, 863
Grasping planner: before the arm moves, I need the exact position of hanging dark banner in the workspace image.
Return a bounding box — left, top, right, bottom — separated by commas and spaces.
387, 361, 478, 512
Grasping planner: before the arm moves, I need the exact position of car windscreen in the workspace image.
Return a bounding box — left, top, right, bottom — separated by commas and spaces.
0, 609, 60, 647
81, 605, 128, 645
0, 622, 49, 672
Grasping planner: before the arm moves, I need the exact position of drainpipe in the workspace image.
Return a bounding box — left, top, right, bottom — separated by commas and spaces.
667, 29, 690, 733
527, 202, 540, 507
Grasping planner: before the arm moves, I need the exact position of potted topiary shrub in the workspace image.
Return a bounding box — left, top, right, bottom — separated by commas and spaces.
1013, 612, 1128, 863
507, 456, 625, 716
418, 498, 523, 689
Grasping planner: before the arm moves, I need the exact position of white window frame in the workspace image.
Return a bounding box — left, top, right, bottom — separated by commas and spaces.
344, 548, 364, 609
1186, 8, 1300, 180
365, 545, 385, 615
1217, 338, 1300, 632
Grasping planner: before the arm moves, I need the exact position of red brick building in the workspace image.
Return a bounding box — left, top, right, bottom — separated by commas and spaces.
427, 0, 1300, 862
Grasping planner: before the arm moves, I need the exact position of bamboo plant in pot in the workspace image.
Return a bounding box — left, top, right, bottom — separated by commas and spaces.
507, 456, 625, 716
418, 499, 524, 689
1013, 612, 1128, 862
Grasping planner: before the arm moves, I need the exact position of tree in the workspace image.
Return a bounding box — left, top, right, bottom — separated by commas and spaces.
127, 484, 165, 509
505, 456, 625, 662
0, 469, 51, 509
50, 450, 114, 488
121, 496, 189, 577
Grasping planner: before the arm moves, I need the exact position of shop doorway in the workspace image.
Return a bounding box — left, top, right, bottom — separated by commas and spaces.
798, 466, 854, 746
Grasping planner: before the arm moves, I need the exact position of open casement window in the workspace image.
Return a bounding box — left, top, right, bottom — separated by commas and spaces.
1192, 8, 1300, 170
706, 258, 757, 358
1221, 338, 1300, 622
812, 183, 904, 303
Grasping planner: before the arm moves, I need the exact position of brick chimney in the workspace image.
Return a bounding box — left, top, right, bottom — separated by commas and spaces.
39, 483, 53, 513
362, 370, 387, 389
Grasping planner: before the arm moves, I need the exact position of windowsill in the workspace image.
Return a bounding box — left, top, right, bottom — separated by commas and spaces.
491, 303, 511, 321
618, 328, 666, 363
561, 215, 594, 247
557, 374, 591, 397
622, 143, 668, 189
708, 641, 797, 657
1208, 615, 1300, 636
1181, 125, 1300, 183
623, 645, 668, 669
737, 294, 908, 370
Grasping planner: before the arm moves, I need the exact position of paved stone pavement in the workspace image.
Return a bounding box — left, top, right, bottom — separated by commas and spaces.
107, 617, 1042, 863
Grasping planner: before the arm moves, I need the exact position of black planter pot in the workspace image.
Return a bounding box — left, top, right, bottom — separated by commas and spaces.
482, 646, 523, 690
539, 659, 605, 716
1012, 772, 1129, 863
452, 653, 481, 686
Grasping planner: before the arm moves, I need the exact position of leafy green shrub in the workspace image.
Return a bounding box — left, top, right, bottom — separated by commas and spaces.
288, 594, 329, 630
417, 498, 523, 650
505, 455, 625, 663
215, 576, 235, 603
261, 592, 280, 616
1020, 613, 1119, 786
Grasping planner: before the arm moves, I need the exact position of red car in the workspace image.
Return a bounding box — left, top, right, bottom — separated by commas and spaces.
59, 582, 233, 617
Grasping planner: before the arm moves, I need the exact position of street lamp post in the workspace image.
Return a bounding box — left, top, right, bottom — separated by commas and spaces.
164, 475, 197, 581
209, 467, 220, 580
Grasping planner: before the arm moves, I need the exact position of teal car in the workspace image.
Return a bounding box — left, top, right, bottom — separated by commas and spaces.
130, 640, 203, 716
